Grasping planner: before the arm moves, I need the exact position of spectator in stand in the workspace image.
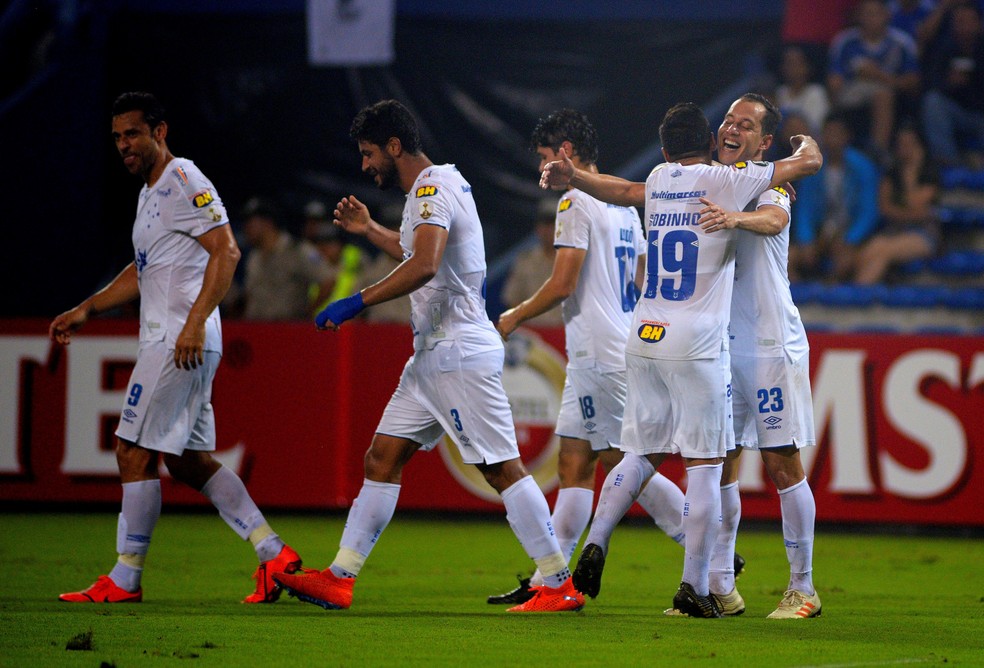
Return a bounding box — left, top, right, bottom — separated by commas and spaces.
920, 2, 984, 167
238, 197, 334, 320
827, 0, 921, 155
888, 0, 938, 48
854, 124, 941, 283
771, 113, 814, 161
353, 202, 411, 324
501, 198, 564, 329
304, 200, 364, 311
776, 44, 831, 134
789, 113, 881, 281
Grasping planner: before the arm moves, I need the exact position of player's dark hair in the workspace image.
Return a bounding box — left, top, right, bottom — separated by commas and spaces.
112, 92, 166, 130
738, 93, 782, 137
530, 109, 599, 165
350, 99, 422, 154
660, 102, 712, 161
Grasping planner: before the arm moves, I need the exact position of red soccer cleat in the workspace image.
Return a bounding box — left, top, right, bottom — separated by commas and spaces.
274, 567, 354, 610
244, 544, 304, 603
59, 575, 142, 603
507, 577, 585, 612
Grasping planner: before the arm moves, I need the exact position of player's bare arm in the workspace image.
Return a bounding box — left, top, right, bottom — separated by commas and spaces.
769, 135, 822, 189
49, 263, 140, 345
174, 224, 240, 370
334, 195, 403, 261
317, 223, 447, 331
540, 147, 645, 207
698, 196, 789, 235
497, 247, 585, 340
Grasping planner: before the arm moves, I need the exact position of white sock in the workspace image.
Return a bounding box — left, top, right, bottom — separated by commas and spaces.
680, 464, 722, 597
636, 472, 685, 545
779, 477, 816, 595
331, 479, 400, 578
501, 476, 568, 589
709, 481, 740, 594
529, 486, 594, 587
253, 532, 286, 563
584, 453, 655, 553
201, 465, 267, 540
109, 479, 161, 592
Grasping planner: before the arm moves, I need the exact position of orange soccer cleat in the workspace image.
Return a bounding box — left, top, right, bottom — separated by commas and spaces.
244, 544, 304, 604
507, 577, 585, 612
273, 567, 354, 610
59, 575, 142, 603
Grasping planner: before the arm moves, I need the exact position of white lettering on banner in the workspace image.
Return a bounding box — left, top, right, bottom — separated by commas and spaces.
881, 351, 966, 499
805, 349, 875, 493
970, 353, 984, 390
0, 336, 49, 474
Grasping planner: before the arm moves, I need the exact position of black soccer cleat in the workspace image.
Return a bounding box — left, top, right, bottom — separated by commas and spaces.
665, 582, 724, 618
572, 543, 606, 599
487, 575, 535, 605
734, 551, 746, 578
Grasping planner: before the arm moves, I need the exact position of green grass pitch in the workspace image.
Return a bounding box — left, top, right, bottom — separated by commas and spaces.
1, 512, 982, 666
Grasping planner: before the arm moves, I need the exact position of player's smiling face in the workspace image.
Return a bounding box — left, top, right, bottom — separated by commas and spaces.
112, 111, 164, 180
716, 99, 770, 166
358, 140, 398, 191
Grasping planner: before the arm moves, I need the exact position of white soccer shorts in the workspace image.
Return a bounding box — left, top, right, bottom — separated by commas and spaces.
555, 367, 627, 451
115, 341, 219, 456
376, 342, 520, 465
620, 351, 734, 460
731, 351, 817, 450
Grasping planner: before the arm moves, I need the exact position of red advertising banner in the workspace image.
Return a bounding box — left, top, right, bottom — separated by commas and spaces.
1, 319, 982, 526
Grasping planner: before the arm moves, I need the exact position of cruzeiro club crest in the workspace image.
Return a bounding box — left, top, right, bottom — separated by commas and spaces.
438, 329, 566, 503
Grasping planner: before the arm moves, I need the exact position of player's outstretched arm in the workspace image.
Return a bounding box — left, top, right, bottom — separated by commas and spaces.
698, 196, 789, 236
48, 263, 140, 345
316, 223, 447, 331
335, 195, 403, 261
769, 135, 822, 189
497, 247, 585, 340
540, 148, 645, 207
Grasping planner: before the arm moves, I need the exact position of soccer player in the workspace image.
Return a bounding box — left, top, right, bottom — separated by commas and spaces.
488, 109, 691, 606
696, 93, 822, 619
51, 92, 303, 604
542, 102, 821, 617
273, 100, 583, 613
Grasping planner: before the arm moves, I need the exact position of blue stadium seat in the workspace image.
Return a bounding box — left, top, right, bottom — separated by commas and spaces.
789, 281, 823, 305
882, 285, 947, 308
938, 207, 984, 227
945, 287, 984, 310
928, 251, 984, 276
940, 167, 984, 190
899, 259, 927, 274
812, 283, 888, 307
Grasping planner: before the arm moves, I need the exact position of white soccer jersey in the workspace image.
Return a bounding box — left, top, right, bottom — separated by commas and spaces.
554, 189, 647, 371
400, 164, 501, 356
131, 158, 228, 352
626, 160, 774, 360
730, 185, 809, 359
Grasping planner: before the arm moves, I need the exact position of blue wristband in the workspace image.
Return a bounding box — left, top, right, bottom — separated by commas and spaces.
315, 292, 365, 328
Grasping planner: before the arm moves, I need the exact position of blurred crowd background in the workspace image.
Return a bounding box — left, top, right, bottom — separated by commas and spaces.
2, 0, 982, 334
